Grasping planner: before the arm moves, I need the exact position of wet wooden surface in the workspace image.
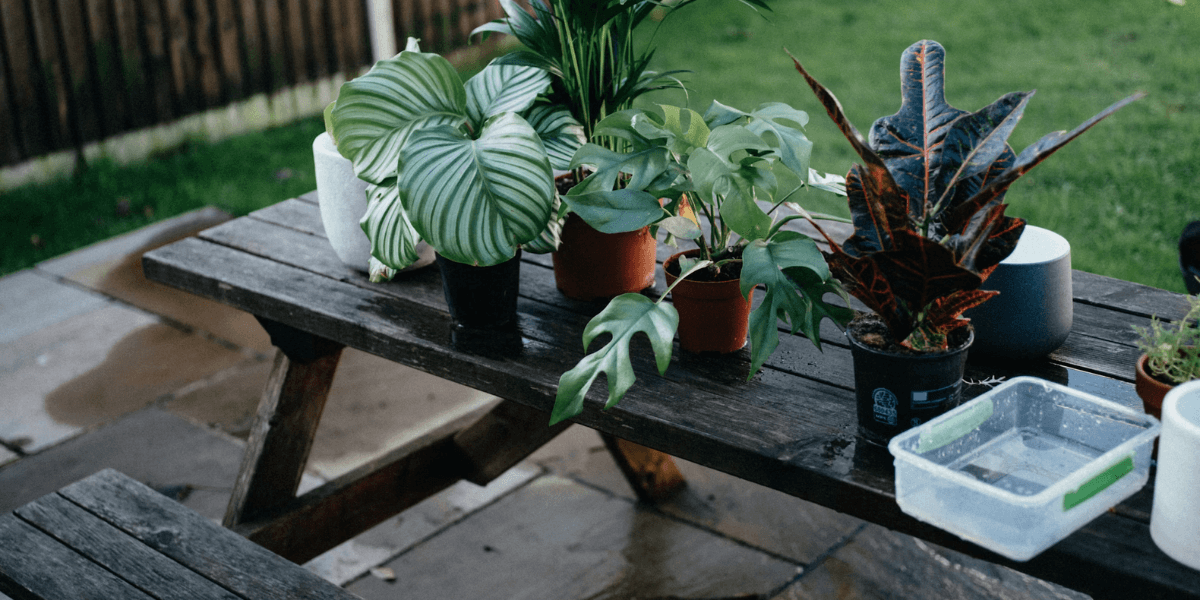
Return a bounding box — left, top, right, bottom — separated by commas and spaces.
142, 194, 1200, 600
0, 469, 357, 600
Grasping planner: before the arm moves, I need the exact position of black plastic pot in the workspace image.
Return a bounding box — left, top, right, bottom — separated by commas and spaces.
847, 323, 974, 446
435, 250, 521, 329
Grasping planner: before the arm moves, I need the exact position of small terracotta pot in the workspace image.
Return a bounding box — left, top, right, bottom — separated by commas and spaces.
552, 213, 657, 301
1135, 354, 1175, 420
663, 250, 752, 354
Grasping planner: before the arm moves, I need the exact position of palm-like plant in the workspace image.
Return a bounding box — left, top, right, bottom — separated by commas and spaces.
475, 0, 769, 158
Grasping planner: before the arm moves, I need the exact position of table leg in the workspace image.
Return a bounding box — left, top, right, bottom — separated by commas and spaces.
223, 321, 344, 528
601, 434, 687, 503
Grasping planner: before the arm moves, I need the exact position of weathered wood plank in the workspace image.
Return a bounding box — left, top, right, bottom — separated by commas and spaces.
235, 405, 488, 563
601, 434, 687, 503
111, 0, 153, 128
0, 513, 156, 600
142, 207, 1200, 600
133, 0, 175, 123
212, 0, 244, 100
259, 0, 290, 91
162, 0, 197, 115
0, 0, 42, 159
190, 0, 223, 108
59, 469, 357, 600
305, 0, 331, 79
235, 0, 266, 94
224, 337, 344, 526
26, 0, 72, 150
84, 0, 126, 136
0, 30, 21, 164
16, 494, 240, 600
58, 0, 102, 142
452, 398, 571, 485
284, 0, 310, 83
1073, 269, 1191, 321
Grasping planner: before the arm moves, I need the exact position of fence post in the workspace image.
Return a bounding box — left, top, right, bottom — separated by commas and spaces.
366, 0, 396, 62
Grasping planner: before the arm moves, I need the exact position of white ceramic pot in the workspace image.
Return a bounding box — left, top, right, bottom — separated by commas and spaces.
1150, 379, 1200, 570
964, 225, 1073, 360
312, 132, 433, 273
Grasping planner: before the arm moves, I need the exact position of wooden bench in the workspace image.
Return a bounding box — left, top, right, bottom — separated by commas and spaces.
0, 469, 357, 600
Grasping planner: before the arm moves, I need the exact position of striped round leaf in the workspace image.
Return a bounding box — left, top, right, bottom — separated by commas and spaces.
524, 103, 584, 171
464, 64, 552, 132
361, 183, 423, 271
331, 51, 466, 185
400, 112, 554, 266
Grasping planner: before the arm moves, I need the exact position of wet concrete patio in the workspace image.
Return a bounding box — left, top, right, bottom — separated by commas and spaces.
0, 208, 1092, 599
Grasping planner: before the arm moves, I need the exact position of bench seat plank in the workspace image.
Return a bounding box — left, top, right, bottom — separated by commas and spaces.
0, 513, 156, 600
15, 494, 239, 599
53, 469, 355, 600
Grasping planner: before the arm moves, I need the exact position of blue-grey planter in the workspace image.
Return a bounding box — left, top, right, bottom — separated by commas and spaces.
965, 225, 1073, 360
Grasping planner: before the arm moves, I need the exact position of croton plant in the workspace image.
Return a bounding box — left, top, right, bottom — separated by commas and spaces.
793, 40, 1144, 351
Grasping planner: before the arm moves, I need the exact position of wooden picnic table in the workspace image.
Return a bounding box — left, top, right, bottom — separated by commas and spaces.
142, 192, 1200, 600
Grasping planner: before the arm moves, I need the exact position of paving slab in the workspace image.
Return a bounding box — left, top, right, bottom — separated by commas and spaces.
304, 464, 541, 586
530, 425, 864, 565
0, 270, 109, 344
165, 347, 502, 479
37, 205, 272, 353
0, 300, 254, 454
0, 407, 244, 520
0, 447, 16, 469
775, 523, 1090, 600
347, 475, 801, 600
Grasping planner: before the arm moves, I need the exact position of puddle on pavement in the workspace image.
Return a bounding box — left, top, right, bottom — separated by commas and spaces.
56, 214, 271, 353
44, 322, 249, 427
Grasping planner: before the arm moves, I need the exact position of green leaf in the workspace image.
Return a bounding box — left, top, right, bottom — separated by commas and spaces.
551, 294, 679, 425
399, 112, 553, 266
525, 104, 584, 171
744, 103, 813, 179
706, 124, 771, 165
658, 215, 702, 240
718, 181, 772, 241
360, 183, 423, 271
563, 189, 665, 234
741, 234, 849, 377
464, 64, 552, 131
569, 143, 676, 194
330, 50, 466, 185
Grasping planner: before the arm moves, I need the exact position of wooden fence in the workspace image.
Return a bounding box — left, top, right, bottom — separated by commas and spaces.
0, 0, 505, 168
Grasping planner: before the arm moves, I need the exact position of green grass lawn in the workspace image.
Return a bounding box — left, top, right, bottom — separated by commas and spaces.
641, 0, 1199, 293
3, 0, 1196, 293
1, 116, 326, 275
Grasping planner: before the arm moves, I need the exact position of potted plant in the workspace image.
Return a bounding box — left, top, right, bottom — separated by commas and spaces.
1134, 294, 1200, 419
474, 0, 770, 300
548, 99, 854, 425
325, 39, 582, 328
792, 39, 1144, 443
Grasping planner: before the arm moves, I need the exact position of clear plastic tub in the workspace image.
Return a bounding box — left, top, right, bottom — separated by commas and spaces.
888, 376, 1161, 561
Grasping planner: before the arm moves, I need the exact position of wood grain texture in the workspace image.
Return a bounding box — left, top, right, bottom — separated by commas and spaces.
15, 494, 240, 599
141, 197, 1200, 600
223, 341, 344, 526
235, 406, 489, 563
58, 469, 357, 600
0, 514, 156, 600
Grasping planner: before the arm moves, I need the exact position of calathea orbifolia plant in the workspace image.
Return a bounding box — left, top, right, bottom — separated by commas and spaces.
548, 101, 853, 425
325, 38, 583, 272
792, 40, 1144, 351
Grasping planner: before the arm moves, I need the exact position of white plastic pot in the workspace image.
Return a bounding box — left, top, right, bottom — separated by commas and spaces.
1150, 379, 1200, 570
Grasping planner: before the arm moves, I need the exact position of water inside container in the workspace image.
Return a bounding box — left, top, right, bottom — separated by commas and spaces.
948, 427, 1103, 496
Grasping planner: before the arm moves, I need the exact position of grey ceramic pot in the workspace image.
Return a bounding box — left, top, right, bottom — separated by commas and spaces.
965, 225, 1073, 360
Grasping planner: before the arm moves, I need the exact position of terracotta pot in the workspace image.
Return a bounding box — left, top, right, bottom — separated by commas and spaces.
663, 250, 752, 354
1135, 353, 1174, 420
552, 213, 657, 301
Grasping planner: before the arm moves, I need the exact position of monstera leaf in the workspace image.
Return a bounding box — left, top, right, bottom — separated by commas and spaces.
741, 233, 852, 376
793, 40, 1143, 348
